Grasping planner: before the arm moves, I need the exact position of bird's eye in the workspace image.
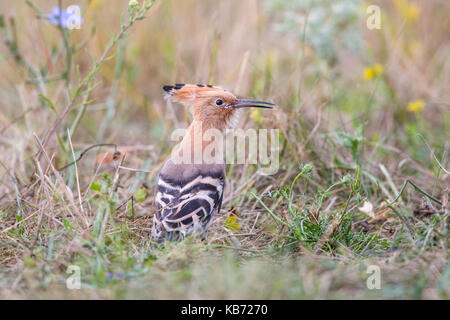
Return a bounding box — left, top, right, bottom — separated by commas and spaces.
215, 99, 224, 106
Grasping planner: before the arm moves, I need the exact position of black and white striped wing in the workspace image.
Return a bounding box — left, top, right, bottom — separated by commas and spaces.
152, 174, 224, 241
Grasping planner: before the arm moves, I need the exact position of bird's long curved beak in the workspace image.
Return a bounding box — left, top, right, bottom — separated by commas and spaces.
232, 99, 274, 109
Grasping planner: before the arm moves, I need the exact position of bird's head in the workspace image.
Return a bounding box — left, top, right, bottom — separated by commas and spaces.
162, 84, 274, 130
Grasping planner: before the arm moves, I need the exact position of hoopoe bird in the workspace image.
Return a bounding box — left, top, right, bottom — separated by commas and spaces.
151, 83, 274, 242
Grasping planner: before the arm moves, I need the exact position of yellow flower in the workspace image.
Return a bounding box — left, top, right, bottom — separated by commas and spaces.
373, 63, 383, 76
394, 0, 420, 22
363, 63, 383, 80
363, 67, 375, 80
406, 3, 420, 22
225, 214, 241, 231
88, 0, 104, 9
407, 99, 426, 113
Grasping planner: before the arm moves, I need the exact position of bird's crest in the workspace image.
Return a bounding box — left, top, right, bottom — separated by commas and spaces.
162, 83, 236, 105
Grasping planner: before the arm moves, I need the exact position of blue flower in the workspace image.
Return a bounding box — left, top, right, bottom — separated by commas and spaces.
107, 272, 125, 280
47, 6, 83, 29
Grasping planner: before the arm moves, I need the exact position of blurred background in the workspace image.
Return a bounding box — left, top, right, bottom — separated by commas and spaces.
0, 0, 448, 165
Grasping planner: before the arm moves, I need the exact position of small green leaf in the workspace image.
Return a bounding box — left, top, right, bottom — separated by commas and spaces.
38, 94, 56, 113
134, 188, 147, 203
90, 182, 101, 192
63, 218, 73, 232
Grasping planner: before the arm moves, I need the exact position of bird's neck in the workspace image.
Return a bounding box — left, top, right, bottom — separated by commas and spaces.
174, 119, 226, 165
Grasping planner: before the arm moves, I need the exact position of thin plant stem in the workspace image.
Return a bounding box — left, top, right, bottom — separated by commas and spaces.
388, 179, 442, 206
251, 192, 291, 228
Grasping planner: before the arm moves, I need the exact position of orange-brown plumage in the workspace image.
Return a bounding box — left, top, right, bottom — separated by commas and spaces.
152, 83, 274, 242
164, 83, 239, 130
